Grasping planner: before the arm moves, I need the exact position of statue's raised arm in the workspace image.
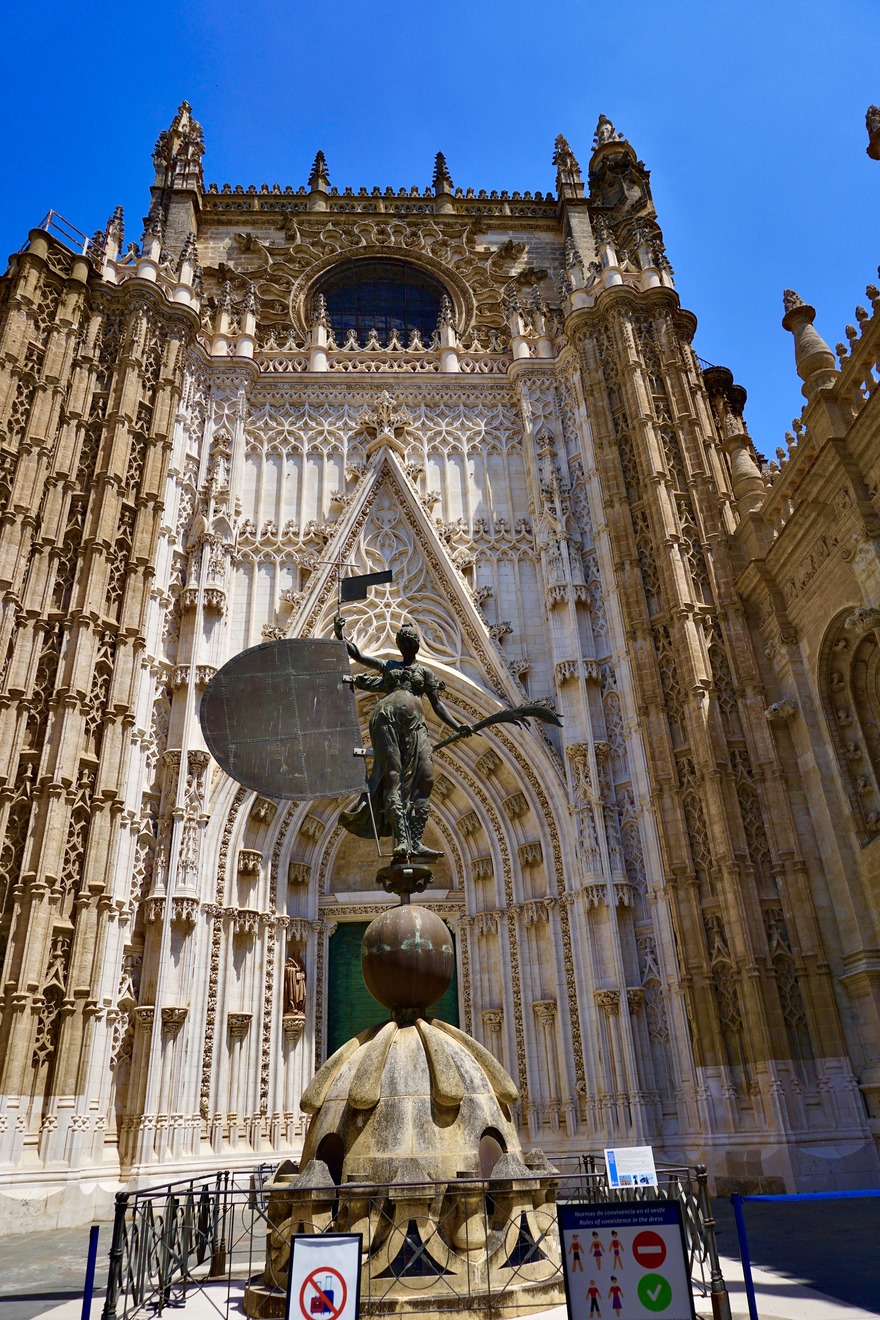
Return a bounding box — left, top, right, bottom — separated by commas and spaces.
333, 612, 384, 673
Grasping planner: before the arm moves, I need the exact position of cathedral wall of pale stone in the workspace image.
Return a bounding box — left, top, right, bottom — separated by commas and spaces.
0, 103, 877, 1227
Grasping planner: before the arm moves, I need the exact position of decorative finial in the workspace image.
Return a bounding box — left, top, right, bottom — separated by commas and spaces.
436, 295, 454, 329
218, 281, 233, 315
867, 105, 880, 160
553, 135, 583, 194
144, 201, 165, 241
106, 206, 124, 245
593, 114, 623, 148
177, 232, 199, 274
242, 282, 257, 315
308, 150, 330, 190
432, 152, 453, 194
310, 293, 331, 329
781, 288, 837, 398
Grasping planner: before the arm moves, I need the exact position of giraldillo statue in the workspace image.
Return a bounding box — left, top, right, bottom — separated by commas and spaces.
334, 614, 472, 859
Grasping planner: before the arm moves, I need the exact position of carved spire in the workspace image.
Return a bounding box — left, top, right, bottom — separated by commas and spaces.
308, 150, 330, 190
310, 292, 331, 329
242, 282, 257, 316
144, 200, 165, 241
153, 101, 204, 192
105, 205, 124, 247
436, 295, 455, 329
432, 152, 453, 194
703, 366, 765, 517
177, 231, 199, 273
781, 290, 838, 400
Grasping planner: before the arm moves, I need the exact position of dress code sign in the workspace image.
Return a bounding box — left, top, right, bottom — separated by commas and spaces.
558, 1202, 695, 1320
285, 1234, 362, 1320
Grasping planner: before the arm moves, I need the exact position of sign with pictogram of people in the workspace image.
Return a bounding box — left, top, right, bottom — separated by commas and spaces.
558, 1202, 695, 1320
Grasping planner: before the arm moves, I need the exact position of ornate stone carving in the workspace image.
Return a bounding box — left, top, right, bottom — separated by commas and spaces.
288, 860, 311, 886
227, 1012, 252, 1040
299, 814, 325, 842
161, 1007, 188, 1039
251, 797, 278, 825
459, 810, 481, 837
475, 748, 502, 777
502, 792, 528, 820
594, 989, 621, 1015
518, 841, 543, 868
765, 698, 798, 723
237, 848, 262, 875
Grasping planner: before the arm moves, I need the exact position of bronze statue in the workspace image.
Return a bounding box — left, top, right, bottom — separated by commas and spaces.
334, 615, 471, 860
283, 951, 307, 1016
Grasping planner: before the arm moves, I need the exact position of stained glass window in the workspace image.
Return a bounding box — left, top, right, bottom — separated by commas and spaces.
315, 259, 447, 348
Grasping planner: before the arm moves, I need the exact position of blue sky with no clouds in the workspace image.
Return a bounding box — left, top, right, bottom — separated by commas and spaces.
2, 0, 877, 452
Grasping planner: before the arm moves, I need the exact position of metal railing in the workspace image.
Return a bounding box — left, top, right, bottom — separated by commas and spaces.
25, 210, 103, 262
101, 1157, 728, 1320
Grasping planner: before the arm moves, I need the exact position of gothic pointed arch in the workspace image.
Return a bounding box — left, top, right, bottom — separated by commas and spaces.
818, 607, 880, 845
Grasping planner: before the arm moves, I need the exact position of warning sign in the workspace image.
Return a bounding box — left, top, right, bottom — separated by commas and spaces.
558, 1201, 695, 1320
286, 1234, 361, 1320
632, 1231, 667, 1270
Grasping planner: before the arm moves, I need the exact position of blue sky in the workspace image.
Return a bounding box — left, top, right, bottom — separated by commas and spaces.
3, 0, 877, 453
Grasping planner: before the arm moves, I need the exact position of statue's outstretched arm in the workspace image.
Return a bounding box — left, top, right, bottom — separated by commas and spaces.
333, 613, 384, 673
428, 687, 472, 736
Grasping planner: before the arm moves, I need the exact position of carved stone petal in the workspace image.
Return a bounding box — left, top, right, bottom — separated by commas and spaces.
430, 1018, 519, 1105
416, 1018, 465, 1109
348, 1021, 398, 1111
300, 1026, 379, 1114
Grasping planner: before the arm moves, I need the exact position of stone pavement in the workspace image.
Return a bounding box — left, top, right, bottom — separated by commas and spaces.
1, 1214, 878, 1320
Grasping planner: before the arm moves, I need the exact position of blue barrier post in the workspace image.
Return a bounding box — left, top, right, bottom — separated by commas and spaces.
82, 1224, 100, 1320
731, 1195, 759, 1320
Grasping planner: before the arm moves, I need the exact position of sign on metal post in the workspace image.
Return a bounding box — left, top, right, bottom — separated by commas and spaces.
604, 1145, 659, 1190
285, 1235, 362, 1320
558, 1201, 696, 1320
199, 639, 364, 801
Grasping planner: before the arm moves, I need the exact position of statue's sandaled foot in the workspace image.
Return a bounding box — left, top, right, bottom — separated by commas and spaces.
410, 843, 442, 862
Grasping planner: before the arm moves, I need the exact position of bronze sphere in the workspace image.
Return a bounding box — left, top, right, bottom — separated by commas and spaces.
361, 905, 454, 1016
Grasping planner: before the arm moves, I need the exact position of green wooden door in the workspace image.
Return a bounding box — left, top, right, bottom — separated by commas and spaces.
326, 920, 460, 1057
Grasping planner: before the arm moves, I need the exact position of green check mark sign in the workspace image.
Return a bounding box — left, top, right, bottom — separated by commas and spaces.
637, 1272, 673, 1311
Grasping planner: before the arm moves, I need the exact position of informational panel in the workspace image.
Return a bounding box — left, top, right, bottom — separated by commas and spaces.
558, 1201, 695, 1320
200, 639, 364, 800
605, 1145, 659, 1190
286, 1234, 362, 1320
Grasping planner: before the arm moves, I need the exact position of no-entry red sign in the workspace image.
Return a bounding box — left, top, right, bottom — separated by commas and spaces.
632, 1229, 667, 1269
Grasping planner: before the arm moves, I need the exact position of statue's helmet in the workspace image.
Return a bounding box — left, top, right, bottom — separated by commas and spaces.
395, 622, 420, 653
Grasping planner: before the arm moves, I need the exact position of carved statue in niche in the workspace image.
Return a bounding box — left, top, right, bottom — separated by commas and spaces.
283, 951, 307, 1017
333, 615, 472, 860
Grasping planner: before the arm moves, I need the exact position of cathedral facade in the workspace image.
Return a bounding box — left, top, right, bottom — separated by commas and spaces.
1, 104, 878, 1226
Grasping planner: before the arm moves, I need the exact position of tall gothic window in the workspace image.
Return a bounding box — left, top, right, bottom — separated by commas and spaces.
314, 259, 447, 347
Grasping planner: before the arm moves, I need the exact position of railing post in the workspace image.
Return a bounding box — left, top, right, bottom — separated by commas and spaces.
101, 1192, 129, 1320
695, 1165, 732, 1320
209, 1171, 228, 1277
82, 1224, 100, 1320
